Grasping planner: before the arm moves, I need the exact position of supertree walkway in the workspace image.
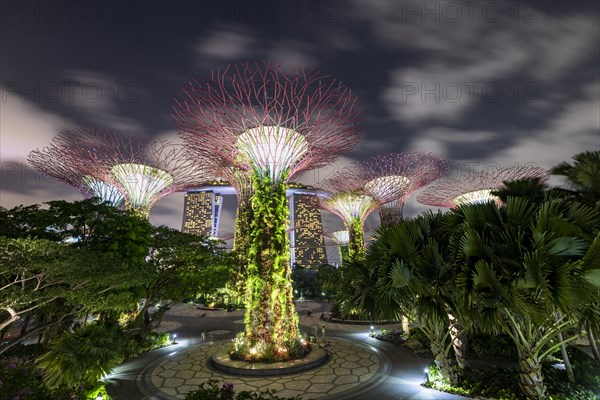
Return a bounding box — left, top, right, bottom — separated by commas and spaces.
28, 130, 125, 207
417, 165, 549, 208
359, 152, 447, 226
174, 62, 363, 361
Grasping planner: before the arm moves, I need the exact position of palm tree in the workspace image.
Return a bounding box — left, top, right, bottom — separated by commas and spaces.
360, 213, 471, 384
551, 150, 600, 362
451, 195, 600, 399
37, 323, 125, 389
551, 150, 600, 209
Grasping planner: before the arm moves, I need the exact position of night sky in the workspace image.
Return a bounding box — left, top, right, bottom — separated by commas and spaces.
1, 1, 599, 259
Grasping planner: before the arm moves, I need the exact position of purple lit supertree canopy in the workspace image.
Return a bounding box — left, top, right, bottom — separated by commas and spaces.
417, 165, 549, 208
357, 152, 448, 226
174, 62, 363, 361
319, 162, 399, 260
28, 130, 125, 208
31, 129, 214, 219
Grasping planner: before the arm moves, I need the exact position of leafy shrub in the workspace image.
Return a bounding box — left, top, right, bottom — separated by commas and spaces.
544, 346, 600, 398
123, 331, 171, 359
0, 355, 87, 400
229, 334, 311, 363
371, 329, 407, 345
425, 356, 600, 400
470, 334, 518, 360
37, 323, 125, 389
406, 327, 430, 348
184, 379, 302, 400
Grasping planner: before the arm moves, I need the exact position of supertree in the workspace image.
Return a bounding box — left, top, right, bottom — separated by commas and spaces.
319, 163, 399, 260
325, 229, 350, 263
417, 165, 549, 208
32, 129, 214, 219
28, 131, 125, 207
174, 62, 363, 361
359, 152, 448, 226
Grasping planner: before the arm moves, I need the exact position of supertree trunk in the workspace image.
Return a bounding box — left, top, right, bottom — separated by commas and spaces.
244, 173, 299, 353
346, 217, 365, 259
338, 245, 349, 264
233, 192, 253, 294
379, 204, 404, 227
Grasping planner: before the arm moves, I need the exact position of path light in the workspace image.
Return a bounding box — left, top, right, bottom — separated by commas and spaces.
424, 367, 430, 383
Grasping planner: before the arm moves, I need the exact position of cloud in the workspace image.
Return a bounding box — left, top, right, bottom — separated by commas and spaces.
61, 70, 144, 132
0, 88, 74, 162
192, 25, 318, 69
370, 1, 599, 125
193, 25, 258, 65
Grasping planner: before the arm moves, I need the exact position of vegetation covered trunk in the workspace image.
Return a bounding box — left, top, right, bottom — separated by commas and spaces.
244, 173, 299, 356
346, 217, 365, 259
233, 194, 253, 293
379, 204, 403, 227
338, 245, 349, 264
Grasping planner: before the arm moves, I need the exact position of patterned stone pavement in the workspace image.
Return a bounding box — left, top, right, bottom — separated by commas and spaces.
108, 303, 468, 400
140, 337, 387, 400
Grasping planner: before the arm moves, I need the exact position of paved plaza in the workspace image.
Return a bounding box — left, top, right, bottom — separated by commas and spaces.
106, 302, 468, 400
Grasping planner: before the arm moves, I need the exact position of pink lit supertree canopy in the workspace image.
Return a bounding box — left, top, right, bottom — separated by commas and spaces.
358, 152, 448, 226
174, 62, 363, 360
28, 130, 125, 208
30, 129, 214, 219
417, 165, 549, 208
319, 162, 401, 259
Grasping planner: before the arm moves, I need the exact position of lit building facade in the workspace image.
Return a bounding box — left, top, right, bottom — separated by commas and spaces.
181, 184, 328, 267
289, 192, 328, 268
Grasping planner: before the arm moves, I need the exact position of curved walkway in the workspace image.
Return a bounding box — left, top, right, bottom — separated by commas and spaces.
106, 303, 467, 400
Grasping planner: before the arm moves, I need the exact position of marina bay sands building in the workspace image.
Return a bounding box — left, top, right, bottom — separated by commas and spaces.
182, 184, 328, 268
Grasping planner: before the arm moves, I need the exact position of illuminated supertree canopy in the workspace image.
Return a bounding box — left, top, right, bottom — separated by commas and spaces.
359, 152, 448, 226
319, 163, 397, 260
326, 229, 350, 264
32, 129, 214, 219
174, 62, 363, 361
417, 165, 549, 208
28, 131, 125, 207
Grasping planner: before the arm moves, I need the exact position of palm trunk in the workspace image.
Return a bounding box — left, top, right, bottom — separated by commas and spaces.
448, 314, 469, 370
427, 324, 458, 385
402, 315, 410, 334
511, 323, 548, 400
586, 321, 600, 363
557, 331, 575, 383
